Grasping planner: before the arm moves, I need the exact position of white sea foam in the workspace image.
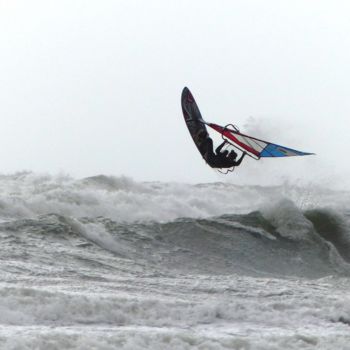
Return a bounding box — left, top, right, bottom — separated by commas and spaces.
0, 172, 345, 223
261, 199, 315, 240
0, 277, 349, 349
0, 276, 348, 328
1, 327, 349, 350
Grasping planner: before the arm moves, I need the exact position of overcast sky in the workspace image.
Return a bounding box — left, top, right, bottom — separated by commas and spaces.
0, 0, 349, 186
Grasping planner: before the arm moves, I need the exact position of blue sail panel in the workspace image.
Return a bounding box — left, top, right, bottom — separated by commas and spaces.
260, 143, 314, 157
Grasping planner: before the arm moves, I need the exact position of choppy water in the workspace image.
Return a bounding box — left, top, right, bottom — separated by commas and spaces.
0, 172, 350, 349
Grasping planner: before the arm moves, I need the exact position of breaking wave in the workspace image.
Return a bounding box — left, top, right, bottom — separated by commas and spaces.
0, 172, 350, 278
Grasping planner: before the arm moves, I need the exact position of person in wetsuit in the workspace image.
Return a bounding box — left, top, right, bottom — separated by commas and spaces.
201, 137, 246, 169
205, 138, 246, 168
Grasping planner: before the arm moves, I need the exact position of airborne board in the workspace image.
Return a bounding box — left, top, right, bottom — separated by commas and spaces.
181, 87, 210, 160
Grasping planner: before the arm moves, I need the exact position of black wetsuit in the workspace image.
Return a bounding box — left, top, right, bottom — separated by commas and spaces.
201, 138, 245, 168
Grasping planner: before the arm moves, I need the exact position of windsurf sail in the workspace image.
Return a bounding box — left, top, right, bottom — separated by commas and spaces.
207, 123, 314, 159
181, 87, 314, 169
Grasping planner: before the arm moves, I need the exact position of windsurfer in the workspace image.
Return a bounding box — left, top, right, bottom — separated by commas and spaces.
198, 133, 246, 168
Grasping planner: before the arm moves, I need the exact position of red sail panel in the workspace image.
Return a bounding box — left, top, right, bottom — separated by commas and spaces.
208, 123, 261, 157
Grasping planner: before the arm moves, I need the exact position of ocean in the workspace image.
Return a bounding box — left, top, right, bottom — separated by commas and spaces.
0, 172, 349, 349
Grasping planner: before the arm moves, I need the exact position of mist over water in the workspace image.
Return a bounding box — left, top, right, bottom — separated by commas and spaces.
0, 172, 350, 349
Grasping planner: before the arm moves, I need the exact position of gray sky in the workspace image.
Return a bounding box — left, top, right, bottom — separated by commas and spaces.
1, 0, 349, 185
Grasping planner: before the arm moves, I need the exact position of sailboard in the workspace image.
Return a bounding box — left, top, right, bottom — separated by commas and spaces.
181, 87, 211, 159
181, 87, 314, 167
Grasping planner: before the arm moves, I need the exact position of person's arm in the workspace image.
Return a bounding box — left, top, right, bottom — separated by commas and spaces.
233, 152, 246, 166
215, 140, 227, 154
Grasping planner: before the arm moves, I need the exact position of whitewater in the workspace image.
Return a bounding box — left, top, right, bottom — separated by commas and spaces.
0, 172, 350, 349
